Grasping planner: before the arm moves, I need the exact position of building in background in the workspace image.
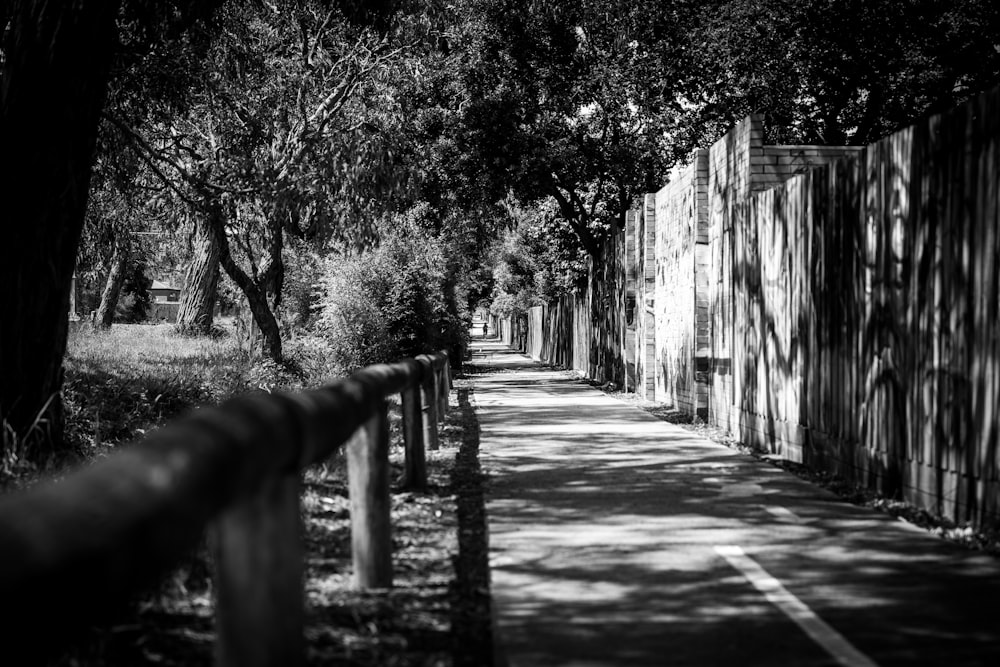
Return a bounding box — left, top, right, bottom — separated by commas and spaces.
148, 280, 182, 322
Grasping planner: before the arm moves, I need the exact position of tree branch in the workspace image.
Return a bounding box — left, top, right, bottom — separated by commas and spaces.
107, 114, 257, 197
548, 178, 600, 258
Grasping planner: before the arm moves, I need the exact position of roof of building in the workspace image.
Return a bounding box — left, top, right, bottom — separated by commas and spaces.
150, 280, 180, 291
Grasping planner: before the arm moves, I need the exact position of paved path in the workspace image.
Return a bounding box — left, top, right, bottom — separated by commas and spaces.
469, 341, 1000, 667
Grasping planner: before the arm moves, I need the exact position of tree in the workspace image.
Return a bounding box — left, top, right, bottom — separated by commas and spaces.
83, 119, 155, 330
680, 0, 1000, 146
0, 0, 230, 461
452, 0, 1000, 297
94, 236, 131, 329
116, 1, 409, 360
453, 0, 698, 264
489, 200, 587, 316
175, 213, 221, 335
1, 1, 124, 460
0, 0, 396, 460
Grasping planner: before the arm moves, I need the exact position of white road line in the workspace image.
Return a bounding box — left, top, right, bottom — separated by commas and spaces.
715, 545, 879, 667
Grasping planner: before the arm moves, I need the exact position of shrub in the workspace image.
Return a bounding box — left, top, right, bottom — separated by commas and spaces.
280, 238, 324, 331
316, 224, 462, 372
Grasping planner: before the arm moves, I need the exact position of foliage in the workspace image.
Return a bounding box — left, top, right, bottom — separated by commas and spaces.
282, 333, 340, 385
680, 0, 1000, 147
280, 237, 326, 331
61, 325, 244, 454
8, 0, 1000, 460
0, 0, 245, 459
114, 260, 153, 323
447, 0, 1000, 284
78, 121, 148, 309
489, 202, 585, 316
2, 323, 237, 487
456, 0, 686, 259
109, 0, 417, 360
316, 212, 464, 372
39, 322, 337, 473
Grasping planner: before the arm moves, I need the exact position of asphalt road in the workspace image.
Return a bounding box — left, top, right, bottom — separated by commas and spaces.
470, 341, 1000, 667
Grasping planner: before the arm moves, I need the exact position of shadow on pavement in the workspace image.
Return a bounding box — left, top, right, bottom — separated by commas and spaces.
474, 345, 1000, 666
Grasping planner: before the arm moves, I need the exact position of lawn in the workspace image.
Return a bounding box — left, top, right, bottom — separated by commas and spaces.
61, 323, 318, 456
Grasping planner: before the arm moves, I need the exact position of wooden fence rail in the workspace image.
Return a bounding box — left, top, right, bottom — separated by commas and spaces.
0, 350, 452, 666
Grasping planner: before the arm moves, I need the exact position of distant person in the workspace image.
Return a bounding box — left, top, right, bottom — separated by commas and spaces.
483, 321, 489, 337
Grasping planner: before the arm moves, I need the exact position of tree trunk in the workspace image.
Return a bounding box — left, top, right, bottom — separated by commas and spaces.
0, 1, 121, 461
241, 281, 283, 362
176, 214, 221, 335
208, 208, 284, 361
95, 240, 130, 330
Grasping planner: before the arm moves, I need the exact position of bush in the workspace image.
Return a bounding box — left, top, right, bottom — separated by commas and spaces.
280, 238, 324, 331
316, 224, 463, 373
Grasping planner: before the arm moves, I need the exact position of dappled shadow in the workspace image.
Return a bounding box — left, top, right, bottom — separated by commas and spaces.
301, 450, 456, 665
476, 360, 1000, 666
714, 96, 1000, 526
466, 344, 543, 375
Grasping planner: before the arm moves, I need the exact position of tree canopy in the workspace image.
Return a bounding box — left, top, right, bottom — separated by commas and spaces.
3, 0, 1000, 461
685, 0, 1000, 146
450, 0, 1000, 305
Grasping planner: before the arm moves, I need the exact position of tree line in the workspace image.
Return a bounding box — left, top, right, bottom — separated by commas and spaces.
3, 0, 998, 463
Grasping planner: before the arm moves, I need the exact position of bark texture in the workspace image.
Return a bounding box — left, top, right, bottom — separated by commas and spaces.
176, 215, 221, 335
0, 0, 121, 460
209, 208, 285, 361
94, 239, 130, 330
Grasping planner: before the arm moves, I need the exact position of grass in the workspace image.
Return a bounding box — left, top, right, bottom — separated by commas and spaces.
0, 325, 249, 489
2, 324, 345, 492
3, 324, 492, 665
57, 325, 247, 467
60, 324, 323, 459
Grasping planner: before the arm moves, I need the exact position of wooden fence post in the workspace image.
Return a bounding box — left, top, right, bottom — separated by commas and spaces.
347, 401, 393, 589
214, 473, 304, 667
420, 359, 440, 451
437, 358, 449, 419
401, 384, 427, 492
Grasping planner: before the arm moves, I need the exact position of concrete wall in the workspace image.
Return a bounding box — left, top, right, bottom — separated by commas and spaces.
634, 195, 656, 399
527, 306, 543, 361
518, 89, 1000, 526
703, 116, 862, 432
624, 210, 638, 391
652, 150, 708, 415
